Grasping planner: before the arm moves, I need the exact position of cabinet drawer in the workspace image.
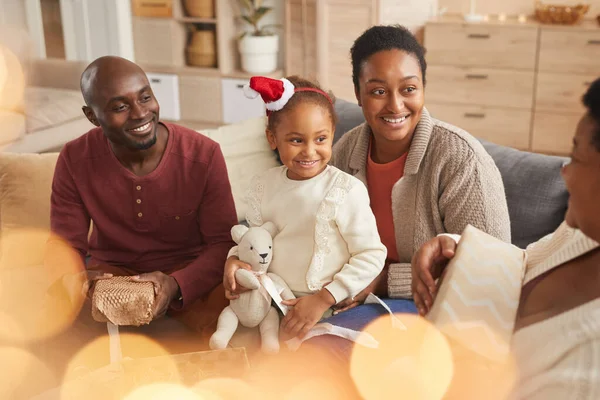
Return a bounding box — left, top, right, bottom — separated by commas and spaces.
425, 23, 538, 70
428, 103, 531, 150
221, 78, 266, 124
132, 18, 185, 67
179, 75, 222, 123
539, 29, 600, 74
531, 112, 579, 155
535, 72, 595, 114
427, 65, 535, 109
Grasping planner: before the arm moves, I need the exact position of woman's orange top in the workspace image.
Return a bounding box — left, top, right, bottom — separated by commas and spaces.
366, 141, 407, 263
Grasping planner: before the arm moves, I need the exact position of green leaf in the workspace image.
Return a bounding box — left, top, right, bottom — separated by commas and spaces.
239, 0, 253, 12
253, 6, 272, 22
241, 15, 255, 26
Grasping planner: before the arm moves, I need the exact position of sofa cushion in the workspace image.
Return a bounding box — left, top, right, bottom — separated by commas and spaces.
478, 140, 569, 249
24, 87, 86, 133
199, 117, 279, 221
0, 152, 58, 267
0, 110, 26, 146
333, 99, 569, 248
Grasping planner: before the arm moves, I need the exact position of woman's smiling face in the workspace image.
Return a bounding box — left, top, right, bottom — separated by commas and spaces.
355, 49, 425, 147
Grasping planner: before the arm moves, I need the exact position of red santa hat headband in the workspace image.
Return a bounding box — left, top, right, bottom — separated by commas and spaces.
243, 76, 332, 115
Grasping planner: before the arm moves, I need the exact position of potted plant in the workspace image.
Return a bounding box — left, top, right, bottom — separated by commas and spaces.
237, 0, 279, 74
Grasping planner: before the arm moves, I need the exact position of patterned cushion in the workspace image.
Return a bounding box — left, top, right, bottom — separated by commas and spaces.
426, 225, 526, 363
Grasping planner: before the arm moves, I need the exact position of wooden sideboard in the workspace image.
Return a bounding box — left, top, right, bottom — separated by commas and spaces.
425, 16, 600, 156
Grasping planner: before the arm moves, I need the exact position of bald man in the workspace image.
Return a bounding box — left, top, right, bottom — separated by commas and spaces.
47, 56, 236, 339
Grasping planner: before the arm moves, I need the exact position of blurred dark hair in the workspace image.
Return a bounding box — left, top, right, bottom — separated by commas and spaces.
583, 77, 600, 151
351, 25, 427, 92
266, 75, 337, 133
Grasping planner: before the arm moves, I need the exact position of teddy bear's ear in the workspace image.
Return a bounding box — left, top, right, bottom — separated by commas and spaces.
231, 224, 249, 244
260, 222, 278, 238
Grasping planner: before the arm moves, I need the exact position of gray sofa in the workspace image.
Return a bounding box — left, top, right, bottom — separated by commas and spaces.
334, 99, 570, 249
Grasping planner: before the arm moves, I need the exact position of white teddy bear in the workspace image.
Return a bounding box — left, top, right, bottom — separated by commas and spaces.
209, 222, 295, 354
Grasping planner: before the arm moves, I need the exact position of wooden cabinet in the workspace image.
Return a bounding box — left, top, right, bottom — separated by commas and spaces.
427, 104, 532, 149
532, 22, 600, 154
538, 27, 600, 74
425, 16, 537, 152
425, 17, 599, 156
285, 0, 377, 103
425, 22, 538, 70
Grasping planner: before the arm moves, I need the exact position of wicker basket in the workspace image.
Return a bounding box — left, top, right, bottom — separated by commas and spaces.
534, 2, 590, 24
187, 29, 216, 67
183, 0, 214, 18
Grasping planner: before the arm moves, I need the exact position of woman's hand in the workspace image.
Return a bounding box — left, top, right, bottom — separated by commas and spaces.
281, 290, 336, 340
223, 256, 252, 300
411, 235, 457, 315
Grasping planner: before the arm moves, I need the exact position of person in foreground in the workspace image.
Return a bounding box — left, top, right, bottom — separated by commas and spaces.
328, 25, 510, 325
46, 56, 237, 338
413, 78, 600, 399
223, 75, 387, 341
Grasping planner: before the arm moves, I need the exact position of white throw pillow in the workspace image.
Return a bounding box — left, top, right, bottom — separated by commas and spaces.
199, 117, 279, 221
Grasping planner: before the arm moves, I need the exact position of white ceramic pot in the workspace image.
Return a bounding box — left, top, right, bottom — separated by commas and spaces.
238, 35, 279, 74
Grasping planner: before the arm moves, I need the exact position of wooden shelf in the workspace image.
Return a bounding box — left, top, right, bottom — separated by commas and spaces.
141, 63, 221, 77
222, 69, 285, 80
176, 17, 217, 24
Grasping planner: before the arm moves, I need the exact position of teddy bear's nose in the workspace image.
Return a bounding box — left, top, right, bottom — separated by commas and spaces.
259, 253, 268, 259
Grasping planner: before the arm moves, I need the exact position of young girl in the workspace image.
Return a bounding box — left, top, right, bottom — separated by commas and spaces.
223, 75, 386, 341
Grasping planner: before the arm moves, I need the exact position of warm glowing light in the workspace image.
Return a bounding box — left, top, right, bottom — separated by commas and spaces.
194, 377, 261, 400
438, 323, 518, 399
0, 44, 25, 112
0, 230, 85, 343
0, 346, 57, 399
62, 333, 179, 399
350, 314, 454, 400
125, 383, 209, 400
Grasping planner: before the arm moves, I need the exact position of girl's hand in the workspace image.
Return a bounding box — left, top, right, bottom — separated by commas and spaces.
281, 290, 336, 340
223, 256, 252, 300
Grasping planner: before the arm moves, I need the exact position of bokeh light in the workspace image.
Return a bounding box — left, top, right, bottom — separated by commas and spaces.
61, 333, 179, 399
0, 346, 57, 400
124, 383, 212, 400
0, 43, 25, 111
0, 230, 85, 343
246, 345, 356, 399
350, 314, 454, 400
439, 322, 518, 399
194, 378, 261, 400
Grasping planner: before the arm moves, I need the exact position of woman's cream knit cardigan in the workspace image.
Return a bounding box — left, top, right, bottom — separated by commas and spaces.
331, 108, 511, 298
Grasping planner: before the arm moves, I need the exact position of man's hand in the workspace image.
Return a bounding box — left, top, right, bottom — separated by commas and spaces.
280, 290, 335, 340
411, 235, 457, 316
333, 266, 389, 314
131, 271, 180, 319
223, 256, 252, 300
82, 270, 113, 299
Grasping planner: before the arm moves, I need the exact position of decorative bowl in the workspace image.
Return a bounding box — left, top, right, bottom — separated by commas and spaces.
534, 2, 590, 24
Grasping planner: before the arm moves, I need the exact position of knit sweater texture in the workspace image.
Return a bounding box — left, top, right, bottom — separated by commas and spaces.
511, 223, 600, 399
240, 165, 386, 303
331, 108, 511, 298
